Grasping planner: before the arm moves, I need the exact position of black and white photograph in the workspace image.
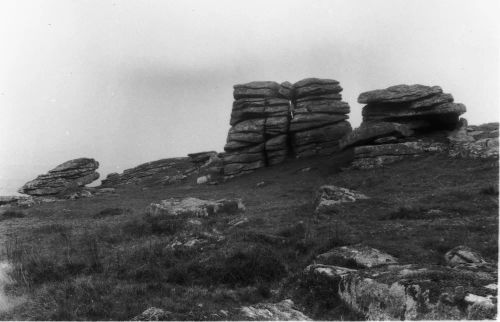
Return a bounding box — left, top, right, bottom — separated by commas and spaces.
0, 0, 498, 320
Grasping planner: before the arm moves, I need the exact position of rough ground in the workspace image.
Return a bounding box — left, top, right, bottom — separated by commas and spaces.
0, 150, 497, 320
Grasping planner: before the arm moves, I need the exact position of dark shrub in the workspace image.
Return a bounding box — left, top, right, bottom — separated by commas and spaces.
1, 210, 26, 220
481, 185, 498, 196
380, 205, 428, 220
215, 244, 287, 286
93, 208, 127, 219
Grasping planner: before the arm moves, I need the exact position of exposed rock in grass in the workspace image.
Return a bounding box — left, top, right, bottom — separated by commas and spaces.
445, 245, 487, 266
0, 196, 22, 206
316, 244, 398, 268
449, 119, 499, 159
19, 158, 99, 196
240, 299, 311, 320
315, 185, 369, 213
145, 197, 245, 217
304, 263, 498, 320
131, 307, 171, 321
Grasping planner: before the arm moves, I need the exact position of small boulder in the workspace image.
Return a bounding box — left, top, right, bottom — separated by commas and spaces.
145, 197, 245, 217
131, 307, 171, 321
240, 299, 311, 321
445, 246, 486, 266
316, 244, 398, 268
315, 185, 369, 213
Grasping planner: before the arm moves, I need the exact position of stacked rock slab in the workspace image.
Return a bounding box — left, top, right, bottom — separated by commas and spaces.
223, 81, 291, 177
19, 158, 99, 196
290, 78, 352, 157
101, 157, 195, 187
340, 84, 466, 168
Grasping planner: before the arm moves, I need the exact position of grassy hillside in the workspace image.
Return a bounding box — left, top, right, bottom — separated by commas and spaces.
0, 150, 497, 320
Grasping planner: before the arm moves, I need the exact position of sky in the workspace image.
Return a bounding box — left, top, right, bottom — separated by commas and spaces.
0, 0, 499, 195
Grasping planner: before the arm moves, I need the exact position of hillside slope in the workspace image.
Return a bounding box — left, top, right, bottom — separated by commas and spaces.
0, 150, 497, 320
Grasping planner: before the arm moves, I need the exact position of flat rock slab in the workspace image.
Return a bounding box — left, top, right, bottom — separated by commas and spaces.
240, 299, 311, 321
358, 84, 443, 104
317, 244, 398, 268
233, 81, 282, 99
145, 197, 245, 217
339, 121, 414, 149
315, 185, 369, 212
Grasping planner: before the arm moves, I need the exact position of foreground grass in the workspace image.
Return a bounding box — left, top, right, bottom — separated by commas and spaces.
0, 153, 497, 320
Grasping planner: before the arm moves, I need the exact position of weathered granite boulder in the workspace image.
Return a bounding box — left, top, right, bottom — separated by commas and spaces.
145, 197, 245, 217
240, 299, 311, 321
131, 307, 171, 321
317, 244, 398, 268
445, 246, 487, 266
339, 121, 414, 149
304, 263, 497, 320
293, 78, 342, 99
233, 81, 282, 99
101, 157, 195, 187
358, 85, 466, 129
358, 84, 444, 104
19, 158, 99, 196
315, 185, 369, 213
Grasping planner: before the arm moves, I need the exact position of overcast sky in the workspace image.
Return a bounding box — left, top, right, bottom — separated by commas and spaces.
0, 0, 498, 195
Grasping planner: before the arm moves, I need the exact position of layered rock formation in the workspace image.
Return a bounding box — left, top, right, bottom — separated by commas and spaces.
223, 78, 351, 177
223, 81, 292, 177
18, 158, 99, 196
290, 78, 352, 157
101, 157, 196, 187
340, 84, 467, 168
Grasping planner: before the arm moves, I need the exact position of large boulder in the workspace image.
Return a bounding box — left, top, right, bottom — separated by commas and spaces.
304, 263, 497, 320
19, 158, 99, 196
357, 85, 466, 129
293, 78, 342, 99
358, 84, 443, 104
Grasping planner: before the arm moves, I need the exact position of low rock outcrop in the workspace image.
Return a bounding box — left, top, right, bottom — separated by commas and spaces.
131, 307, 171, 321
315, 185, 369, 213
304, 261, 497, 320
445, 245, 487, 266
448, 119, 499, 159
145, 197, 245, 217
240, 299, 311, 321
316, 244, 398, 268
101, 157, 196, 187
18, 158, 99, 196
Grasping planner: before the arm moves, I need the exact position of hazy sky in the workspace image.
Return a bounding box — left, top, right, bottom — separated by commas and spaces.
0, 0, 499, 195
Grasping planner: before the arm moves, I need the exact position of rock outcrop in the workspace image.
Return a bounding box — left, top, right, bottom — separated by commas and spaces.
145, 197, 245, 217
315, 185, 369, 213
304, 261, 497, 320
18, 158, 99, 196
448, 119, 499, 159
316, 244, 398, 268
290, 78, 352, 157
101, 157, 196, 187
240, 299, 311, 321
340, 84, 467, 168
223, 78, 351, 178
